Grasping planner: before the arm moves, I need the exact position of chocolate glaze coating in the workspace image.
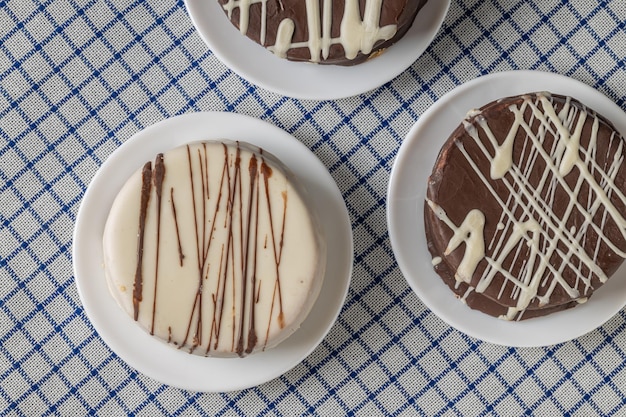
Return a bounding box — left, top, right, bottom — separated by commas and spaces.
424, 198, 581, 320
425, 93, 626, 320
218, 0, 428, 65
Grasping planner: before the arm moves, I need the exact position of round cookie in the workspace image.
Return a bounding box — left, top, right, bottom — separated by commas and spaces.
218, 0, 429, 65
103, 141, 326, 356
425, 92, 626, 320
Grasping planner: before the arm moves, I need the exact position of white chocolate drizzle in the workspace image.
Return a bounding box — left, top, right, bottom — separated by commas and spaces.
221, 0, 398, 62
429, 93, 626, 320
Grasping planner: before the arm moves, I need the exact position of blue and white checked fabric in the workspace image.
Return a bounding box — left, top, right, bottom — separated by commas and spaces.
2, 0, 626, 415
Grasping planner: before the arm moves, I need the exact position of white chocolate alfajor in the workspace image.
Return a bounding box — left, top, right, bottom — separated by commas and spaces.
103, 141, 326, 357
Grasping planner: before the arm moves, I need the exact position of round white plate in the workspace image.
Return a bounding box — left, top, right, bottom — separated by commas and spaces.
184, 0, 450, 100
73, 112, 353, 391
387, 70, 626, 348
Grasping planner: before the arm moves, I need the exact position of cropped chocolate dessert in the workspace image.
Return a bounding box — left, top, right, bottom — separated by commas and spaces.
425, 92, 626, 320
218, 0, 428, 65
103, 141, 326, 356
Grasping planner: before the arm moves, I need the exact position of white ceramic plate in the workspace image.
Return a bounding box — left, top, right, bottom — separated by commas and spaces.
387, 70, 626, 347
184, 0, 450, 100
73, 112, 353, 391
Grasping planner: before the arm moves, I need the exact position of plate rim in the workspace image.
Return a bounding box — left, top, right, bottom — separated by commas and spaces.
183, 0, 451, 100
387, 70, 626, 347
73, 111, 353, 391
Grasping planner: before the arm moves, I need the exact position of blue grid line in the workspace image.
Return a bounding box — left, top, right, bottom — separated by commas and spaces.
179, 391, 209, 416
437, 0, 506, 80
152, 389, 206, 416
390, 337, 484, 417
0, 0, 126, 198
0, 209, 76, 311
326, 292, 427, 414
94, 368, 148, 416
523, 1, 623, 89
0, 0, 238, 181
386, 67, 440, 123
586, 322, 626, 416
399, 325, 468, 416
277, 100, 343, 152
431, 346, 498, 416
349, 306, 451, 416
0, 6, 178, 408
277, 265, 431, 414
443, 0, 626, 106
244, 386, 289, 417
0, 134, 84, 232
0, 173, 83, 284
290, 347, 354, 415
520, 315, 626, 415
64, 349, 184, 416
415, 342, 522, 417
249, 61, 617, 416
559, 325, 626, 416
558, 343, 606, 416
252, 343, 352, 416
0, 303, 90, 415
263, 338, 351, 414
261, 324, 372, 415
514, 346, 565, 414
388, 326, 458, 416
475, 1, 550, 74
66, 0, 190, 122
526, 344, 591, 415
477, 346, 552, 416
80, 359, 140, 417
210, 374, 297, 417
313, 98, 406, 206
426, 345, 496, 416
0, 0, 249, 280
109, 374, 172, 416
265, 380, 314, 417
0, 0, 131, 138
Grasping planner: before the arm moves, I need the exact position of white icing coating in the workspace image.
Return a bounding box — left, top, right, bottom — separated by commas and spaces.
429, 93, 626, 320
221, 0, 398, 63
103, 141, 326, 356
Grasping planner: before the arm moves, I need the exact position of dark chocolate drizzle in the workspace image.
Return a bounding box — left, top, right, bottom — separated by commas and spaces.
208, 144, 233, 354
181, 144, 209, 352
237, 155, 259, 355
206, 148, 230, 354
261, 157, 286, 348
150, 153, 165, 335
237, 154, 258, 356
133, 161, 152, 321
170, 187, 185, 266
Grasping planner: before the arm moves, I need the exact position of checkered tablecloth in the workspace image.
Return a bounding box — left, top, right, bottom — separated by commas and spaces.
2, 0, 626, 415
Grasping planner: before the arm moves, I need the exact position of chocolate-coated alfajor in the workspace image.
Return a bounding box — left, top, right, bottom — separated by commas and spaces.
218, 0, 428, 65
425, 92, 626, 320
